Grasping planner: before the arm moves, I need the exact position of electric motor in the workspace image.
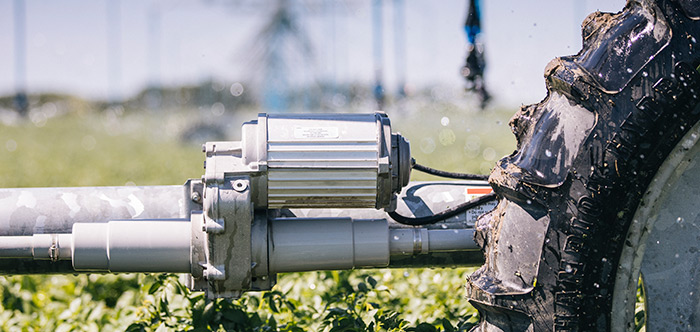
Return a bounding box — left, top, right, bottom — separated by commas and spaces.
203, 112, 411, 209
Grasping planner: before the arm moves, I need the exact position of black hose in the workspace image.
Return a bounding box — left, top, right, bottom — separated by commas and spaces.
412, 162, 489, 181
388, 192, 497, 226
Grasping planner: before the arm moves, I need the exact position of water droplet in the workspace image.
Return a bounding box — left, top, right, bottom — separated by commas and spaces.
230, 82, 244, 96
441, 224, 448, 229
211, 102, 225, 116
393, 235, 400, 241
691, 36, 697, 44
82, 135, 96, 151
403, 271, 410, 277
593, 283, 600, 288
642, 71, 649, 77
682, 139, 694, 149
544, 149, 552, 157
420, 137, 436, 154
309, 283, 316, 290
439, 129, 456, 146
601, 257, 607, 263
675, 253, 680, 258
526, 199, 532, 205
565, 264, 573, 273
5, 139, 17, 152
440, 116, 450, 126
640, 154, 645, 159
626, 68, 633, 73
482, 147, 497, 161
676, 217, 685, 224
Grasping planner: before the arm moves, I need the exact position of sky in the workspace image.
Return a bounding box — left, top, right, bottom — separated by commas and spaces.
0, 0, 626, 107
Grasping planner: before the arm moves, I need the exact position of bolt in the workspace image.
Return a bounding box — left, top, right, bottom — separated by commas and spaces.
233, 180, 248, 192
191, 192, 202, 203
48, 244, 58, 262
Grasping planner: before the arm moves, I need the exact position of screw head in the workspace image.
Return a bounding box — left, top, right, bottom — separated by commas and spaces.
191, 192, 202, 203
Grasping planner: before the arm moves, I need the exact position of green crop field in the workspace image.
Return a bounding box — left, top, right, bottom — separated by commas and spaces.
0, 103, 522, 331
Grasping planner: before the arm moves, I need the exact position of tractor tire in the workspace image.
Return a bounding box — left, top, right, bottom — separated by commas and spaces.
466, 0, 700, 331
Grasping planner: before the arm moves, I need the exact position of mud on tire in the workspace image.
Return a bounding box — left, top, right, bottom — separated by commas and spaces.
466, 0, 700, 331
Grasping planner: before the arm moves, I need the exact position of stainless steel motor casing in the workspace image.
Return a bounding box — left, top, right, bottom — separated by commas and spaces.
203, 112, 410, 209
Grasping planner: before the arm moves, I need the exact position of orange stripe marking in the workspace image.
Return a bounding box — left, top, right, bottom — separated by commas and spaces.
467, 188, 493, 195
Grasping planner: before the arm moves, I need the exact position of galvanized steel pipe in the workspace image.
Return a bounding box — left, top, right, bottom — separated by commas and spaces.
0, 186, 184, 236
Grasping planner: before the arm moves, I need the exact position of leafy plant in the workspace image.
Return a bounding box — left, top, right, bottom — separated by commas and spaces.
0, 106, 508, 331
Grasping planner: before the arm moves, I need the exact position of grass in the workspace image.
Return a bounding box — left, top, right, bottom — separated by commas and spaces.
0, 102, 517, 331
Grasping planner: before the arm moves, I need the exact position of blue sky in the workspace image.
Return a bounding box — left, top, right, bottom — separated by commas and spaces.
0, 0, 625, 107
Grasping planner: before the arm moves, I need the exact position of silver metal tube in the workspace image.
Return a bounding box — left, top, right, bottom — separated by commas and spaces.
0, 186, 184, 236
0, 236, 33, 258
266, 217, 482, 274
389, 228, 429, 255
389, 228, 478, 255
0, 216, 482, 275
33, 234, 72, 260
267, 218, 390, 273
426, 229, 479, 252
72, 220, 191, 272
0, 220, 191, 273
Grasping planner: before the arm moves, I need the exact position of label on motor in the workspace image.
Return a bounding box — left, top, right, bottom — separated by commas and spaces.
294, 127, 339, 139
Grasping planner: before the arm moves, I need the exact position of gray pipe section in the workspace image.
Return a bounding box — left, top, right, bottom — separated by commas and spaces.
267, 218, 390, 273
389, 228, 478, 255
265, 218, 481, 274
0, 236, 33, 258
0, 186, 184, 236
0, 217, 481, 275
72, 220, 191, 273
0, 220, 191, 273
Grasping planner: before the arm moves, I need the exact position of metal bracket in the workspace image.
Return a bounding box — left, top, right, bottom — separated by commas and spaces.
202, 176, 253, 299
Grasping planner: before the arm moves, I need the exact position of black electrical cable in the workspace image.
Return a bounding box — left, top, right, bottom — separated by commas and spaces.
389, 192, 497, 226
412, 162, 489, 181
389, 161, 496, 225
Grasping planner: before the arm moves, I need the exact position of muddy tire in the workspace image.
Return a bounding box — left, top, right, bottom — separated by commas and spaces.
466, 0, 700, 331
